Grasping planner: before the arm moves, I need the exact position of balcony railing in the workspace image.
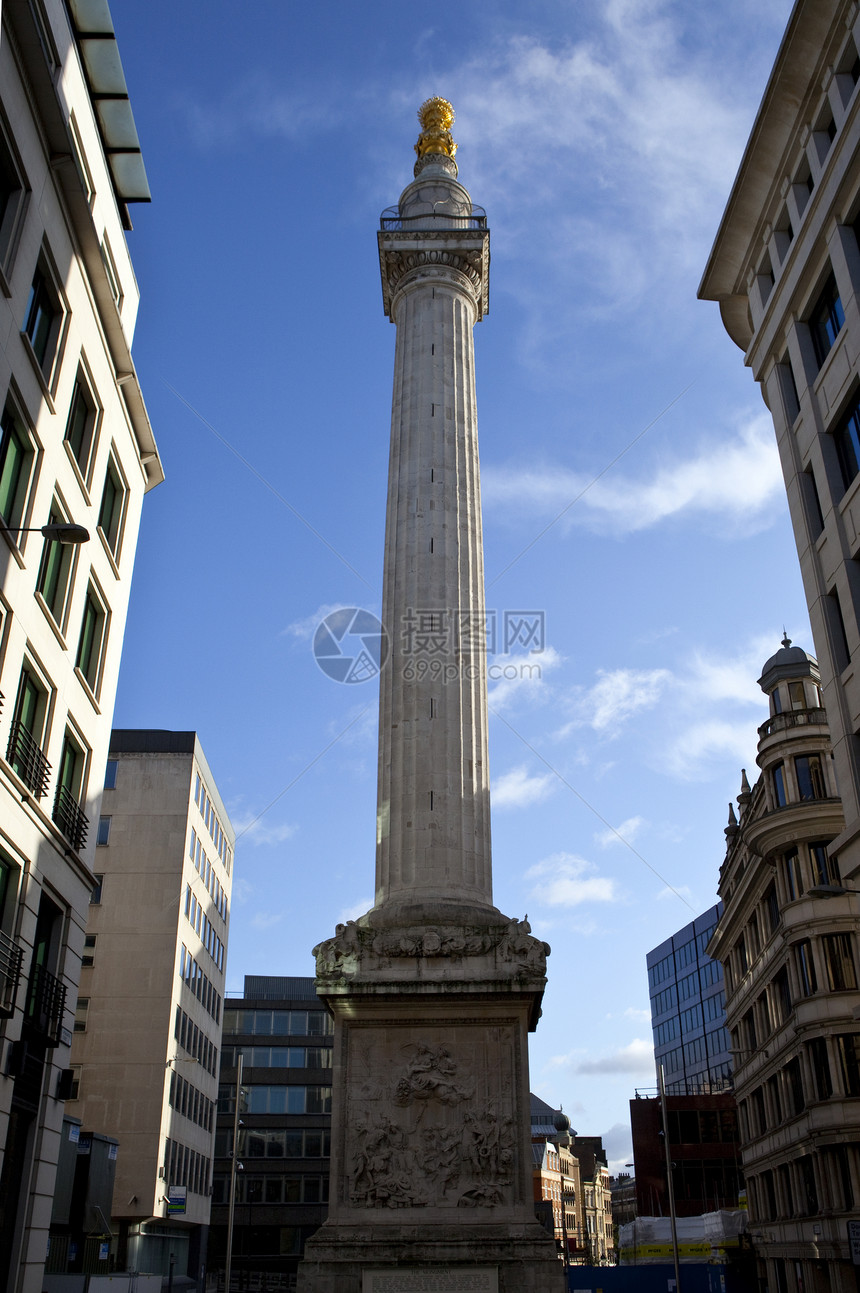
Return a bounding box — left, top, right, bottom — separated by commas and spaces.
379, 204, 487, 230
758, 707, 826, 739
52, 783, 88, 852
0, 929, 23, 1016
25, 962, 67, 1046
7, 720, 51, 798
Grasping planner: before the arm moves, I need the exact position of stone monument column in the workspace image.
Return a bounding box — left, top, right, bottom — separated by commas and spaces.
298, 100, 562, 1293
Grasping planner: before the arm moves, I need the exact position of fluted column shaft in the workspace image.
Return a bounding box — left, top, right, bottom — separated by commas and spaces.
375, 262, 492, 911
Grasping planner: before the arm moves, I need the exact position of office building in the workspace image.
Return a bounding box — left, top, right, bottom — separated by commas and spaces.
0, 3, 161, 1290
700, 0, 860, 894
708, 639, 859, 1290
629, 1091, 742, 1220
210, 976, 333, 1290
647, 905, 732, 1095
66, 730, 233, 1284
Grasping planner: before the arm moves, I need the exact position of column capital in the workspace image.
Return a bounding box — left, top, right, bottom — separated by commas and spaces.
377, 228, 490, 321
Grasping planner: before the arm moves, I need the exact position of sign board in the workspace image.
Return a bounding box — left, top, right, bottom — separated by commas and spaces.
848, 1220, 860, 1265
167, 1185, 187, 1216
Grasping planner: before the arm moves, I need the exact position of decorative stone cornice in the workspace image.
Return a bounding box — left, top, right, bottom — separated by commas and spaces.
313, 913, 549, 985
378, 228, 490, 320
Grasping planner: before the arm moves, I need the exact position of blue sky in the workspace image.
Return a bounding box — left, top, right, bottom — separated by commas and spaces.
110, 0, 801, 1169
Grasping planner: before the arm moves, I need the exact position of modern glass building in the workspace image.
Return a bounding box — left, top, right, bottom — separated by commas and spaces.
211, 976, 333, 1289
647, 904, 732, 1095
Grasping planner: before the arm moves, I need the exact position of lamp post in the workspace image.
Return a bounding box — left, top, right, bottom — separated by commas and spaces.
223, 1052, 244, 1293
658, 1063, 682, 1293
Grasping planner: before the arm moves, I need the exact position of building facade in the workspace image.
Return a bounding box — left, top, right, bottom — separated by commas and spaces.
629, 1091, 742, 1221
699, 0, 860, 894
211, 977, 333, 1289
530, 1095, 583, 1266
647, 905, 732, 1095
571, 1136, 614, 1266
66, 731, 233, 1284
0, 4, 161, 1290
708, 640, 860, 1292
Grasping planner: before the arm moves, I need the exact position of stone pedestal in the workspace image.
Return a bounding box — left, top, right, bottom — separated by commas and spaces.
297, 908, 564, 1292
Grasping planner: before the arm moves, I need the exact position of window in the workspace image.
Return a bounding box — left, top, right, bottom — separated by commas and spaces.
802, 466, 824, 538
23, 259, 63, 381
765, 883, 780, 933
838, 1033, 860, 1095
97, 456, 126, 560
795, 940, 818, 996
772, 965, 792, 1024
835, 393, 860, 490
810, 272, 845, 366
99, 236, 123, 311
64, 373, 97, 479
797, 1156, 818, 1215
7, 665, 50, 797
37, 503, 75, 627
784, 849, 801, 900
73, 997, 89, 1032
104, 759, 117, 789
810, 841, 839, 886
772, 762, 787, 807
96, 816, 110, 846
785, 1056, 805, 1115
826, 587, 851, 670
76, 583, 108, 694
808, 1036, 832, 1099
0, 123, 26, 276
90, 873, 103, 903
81, 934, 96, 968
788, 681, 806, 710
822, 933, 857, 991
0, 401, 33, 532
795, 754, 825, 800
767, 1074, 783, 1125
53, 730, 88, 850
736, 935, 748, 977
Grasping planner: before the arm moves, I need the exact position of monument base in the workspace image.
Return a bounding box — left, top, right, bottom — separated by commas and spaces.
296, 907, 563, 1293
298, 1222, 565, 1292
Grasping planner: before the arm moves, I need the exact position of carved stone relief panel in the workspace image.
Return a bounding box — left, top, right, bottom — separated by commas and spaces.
345, 1021, 519, 1212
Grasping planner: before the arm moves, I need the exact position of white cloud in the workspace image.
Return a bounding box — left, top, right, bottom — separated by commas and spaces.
487, 646, 562, 711
283, 603, 354, 641
483, 416, 783, 537
595, 816, 645, 849
563, 668, 670, 738
656, 883, 693, 904
232, 816, 297, 847
251, 910, 285, 930
493, 765, 555, 810
576, 1038, 655, 1076
338, 897, 373, 924
665, 718, 758, 781
527, 854, 617, 907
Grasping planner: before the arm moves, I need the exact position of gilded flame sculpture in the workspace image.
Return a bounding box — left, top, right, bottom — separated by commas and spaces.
415, 96, 458, 159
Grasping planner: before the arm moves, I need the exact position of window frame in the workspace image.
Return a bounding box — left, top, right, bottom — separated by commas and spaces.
22, 252, 67, 392
809, 270, 845, 368
96, 450, 128, 565
75, 580, 109, 698
0, 397, 36, 540
0, 114, 28, 286
63, 367, 99, 486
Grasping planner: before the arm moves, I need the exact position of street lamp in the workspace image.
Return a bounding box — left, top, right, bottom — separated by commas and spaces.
1, 520, 90, 544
